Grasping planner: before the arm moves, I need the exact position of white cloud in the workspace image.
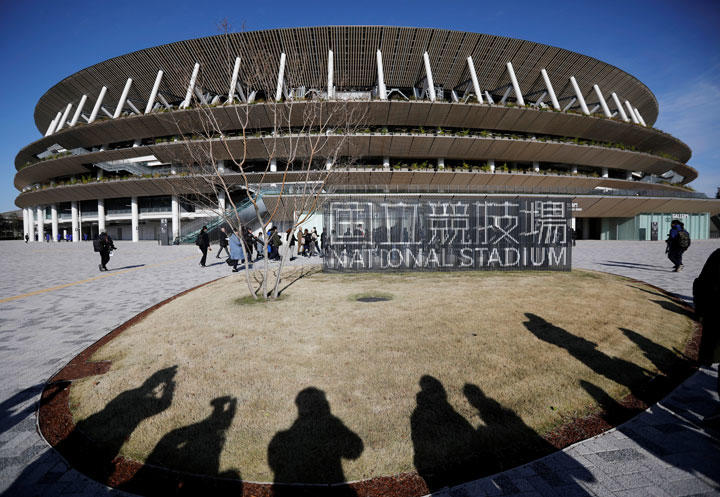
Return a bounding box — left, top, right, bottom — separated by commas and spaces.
655, 66, 720, 197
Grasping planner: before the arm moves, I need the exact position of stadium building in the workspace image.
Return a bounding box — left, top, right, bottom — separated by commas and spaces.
14, 26, 720, 243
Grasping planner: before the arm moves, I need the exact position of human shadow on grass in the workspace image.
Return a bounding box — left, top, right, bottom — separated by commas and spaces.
268, 387, 363, 496
523, 313, 662, 403
410, 375, 594, 493
650, 299, 695, 319
3, 366, 177, 495
627, 285, 692, 303
120, 396, 242, 495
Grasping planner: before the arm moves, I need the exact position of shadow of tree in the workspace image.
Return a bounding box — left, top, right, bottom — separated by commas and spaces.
0, 383, 45, 435
410, 375, 594, 493
268, 387, 363, 496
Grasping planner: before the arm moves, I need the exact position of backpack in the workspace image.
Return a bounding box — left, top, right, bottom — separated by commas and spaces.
678, 230, 691, 250
93, 235, 103, 253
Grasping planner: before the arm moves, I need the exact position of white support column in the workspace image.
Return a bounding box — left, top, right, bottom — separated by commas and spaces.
423, 52, 436, 102
228, 57, 241, 103
47, 112, 62, 135
634, 107, 647, 126
131, 197, 139, 242
541, 69, 561, 110
611, 92, 629, 122
218, 189, 226, 213
569, 76, 590, 115
327, 49, 334, 99
44, 116, 58, 137
624, 101, 640, 124
51, 204, 58, 242
601, 167, 609, 178
383, 156, 390, 169
484, 91, 494, 104
27, 207, 35, 242
70, 95, 87, 127
98, 199, 106, 233
22, 208, 28, 240
376, 50, 387, 100
113, 78, 133, 118
506, 62, 525, 106
467, 56, 483, 104
275, 53, 286, 102
56, 103, 73, 132
563, 98, 577, 112
145, 70, 164, 114
533, 161, 540, 172
71, 201, 79, 243
571, 165, 578, 174
437, 158, 445, 170
88, 86, 107, 124
36, 206, 44, 242
171, 195, 180, 239
593, 85, 612, 118
325, 157, 333, 170
270, 158, 277, 172
181, 63, 200, 109
488, 160, 495, 173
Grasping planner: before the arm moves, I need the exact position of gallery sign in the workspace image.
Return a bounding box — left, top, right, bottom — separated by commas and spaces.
323, 197, 572, 272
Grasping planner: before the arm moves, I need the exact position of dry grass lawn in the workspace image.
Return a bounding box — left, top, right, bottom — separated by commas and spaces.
69, 268, 694, 483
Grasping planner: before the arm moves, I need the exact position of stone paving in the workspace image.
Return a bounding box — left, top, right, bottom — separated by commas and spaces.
0, 239, 718, 496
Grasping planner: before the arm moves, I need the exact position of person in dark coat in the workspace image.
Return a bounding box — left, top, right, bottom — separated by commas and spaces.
269, 227, 282, 260
665, 220, 685, 271
693, 248, 720, 408
216, 227, 230, 258
196, 226, 211, 267
98, 232, 116, 271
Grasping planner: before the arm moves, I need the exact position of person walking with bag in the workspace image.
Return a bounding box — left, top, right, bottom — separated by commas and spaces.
665, 220, 691, 272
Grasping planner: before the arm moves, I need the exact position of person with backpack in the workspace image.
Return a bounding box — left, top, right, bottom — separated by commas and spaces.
195, 226, 211, 267
665, 219, 691, 272
94, 232, 116, 271
216, 227, 230, 259
269, 226, 283, 260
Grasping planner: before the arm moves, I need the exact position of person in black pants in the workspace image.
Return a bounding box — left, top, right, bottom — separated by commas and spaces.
216, 227, 230, 258
98, 233, 116, 271
196, 226, 211, 267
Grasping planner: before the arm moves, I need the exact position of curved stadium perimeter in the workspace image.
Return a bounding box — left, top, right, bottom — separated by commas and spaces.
14, 26, 720, 243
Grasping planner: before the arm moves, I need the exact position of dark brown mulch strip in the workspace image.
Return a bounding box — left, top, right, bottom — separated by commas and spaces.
37, 275, 703, 496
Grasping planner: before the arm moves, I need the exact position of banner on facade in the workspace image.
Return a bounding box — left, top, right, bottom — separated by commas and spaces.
323, 196, 572, 271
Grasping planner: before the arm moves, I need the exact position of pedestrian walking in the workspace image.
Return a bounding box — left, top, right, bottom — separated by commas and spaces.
216, 227, 230, 258
665, 220, 690, 272
24, 233, 28, 243
296, 227, 304, 256
94, 232, 116, 271
228, 231, 246, 272
320, 230, 327, 256
195, 226, 211, 267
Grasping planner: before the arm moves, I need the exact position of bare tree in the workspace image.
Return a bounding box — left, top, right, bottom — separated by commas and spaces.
159, 25, 365, 299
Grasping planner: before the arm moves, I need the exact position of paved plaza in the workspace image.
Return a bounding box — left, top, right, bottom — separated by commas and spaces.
0, 239, 718, 496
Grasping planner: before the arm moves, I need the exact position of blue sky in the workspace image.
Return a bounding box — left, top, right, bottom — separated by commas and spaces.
1, 0, 718, 212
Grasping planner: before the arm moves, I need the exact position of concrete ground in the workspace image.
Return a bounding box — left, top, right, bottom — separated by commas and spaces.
0, 239, 718, 496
